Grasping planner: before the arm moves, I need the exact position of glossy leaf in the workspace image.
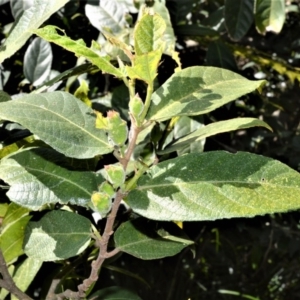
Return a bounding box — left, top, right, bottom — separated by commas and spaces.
0, 203, 31, 264
126, 151, 300, 221
0, 91, 113, 158
85, 0, 127, 34
254, 0, 285, 34
23, 37, 53, 86
225, 0, 254, 41
126, 50, 162, 83
147, 67, 266, 122
33, 26, 123, 78
10, 0, 34, 20
160, 118, 272, 154
0, 0, 69, 64
89, 286, 142, 300
11, 257, 43, 300
24, 210, 91, 261
206, 41, 238, 71
115, 219, 193, 259
134, 13, 166, 55
0, 148, 104, 210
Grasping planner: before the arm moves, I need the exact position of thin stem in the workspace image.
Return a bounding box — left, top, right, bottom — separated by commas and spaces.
0, 250, 33, 300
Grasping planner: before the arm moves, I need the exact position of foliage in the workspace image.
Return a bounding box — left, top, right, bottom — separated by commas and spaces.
0, 0, 300, 299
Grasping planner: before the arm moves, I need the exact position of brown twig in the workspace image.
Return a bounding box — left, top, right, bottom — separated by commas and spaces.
0, 250, 33, 300
54, 119, 143, 299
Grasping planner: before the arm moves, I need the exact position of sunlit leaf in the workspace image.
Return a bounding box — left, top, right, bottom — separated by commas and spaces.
24, 210, 91, 261
147, 67, 265, 122
0, 148, 104, 210
0, 91, 113, 158
0, 0, 69, 64
160, 118, 272, 154
23, 37, 53, 86
126, 151, 300, 221
254, 0, 285, 34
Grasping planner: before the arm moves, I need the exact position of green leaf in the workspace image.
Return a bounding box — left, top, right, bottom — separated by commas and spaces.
160, 118, 272, 154
225, 0, 254, 41
0, 0, 69, 64
206, 41, 238, 71
152, 1, 176, 55
0, 203, 31, 264
126, 50, 162, 83
33, 26, 123, 78
114, 219, 193, 260
126, 151, 300, 221
172, 116, 205, 155
254, 0, 285, 34
134, 13, 166, 55
0, 148, 104, 210
23, 37, 53, 86
24, 210, 91, 261
0, 91, 113, 158
0, 91, 11, 103
85, 0, 127, 34
11, 257, 43, 300
147, 66, 266, 122
88, 286, 142, 300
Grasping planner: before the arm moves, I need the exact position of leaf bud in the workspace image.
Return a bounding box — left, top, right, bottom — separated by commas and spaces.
129, 93, 144, 122
107, 110, 128, 146
90, 191, 112, 216
104, 164, 126, 188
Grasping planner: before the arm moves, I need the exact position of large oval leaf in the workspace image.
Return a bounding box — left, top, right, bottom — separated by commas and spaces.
114, 219, 193, 260
0, 0, 69, 64
24, 210, 91, 261
225, 0, 254, 41
0, 148, 103, 210
23, 37, 53, 86
0, 91, 113, 158
126, 151, 300, 221
147, 67, 265, 122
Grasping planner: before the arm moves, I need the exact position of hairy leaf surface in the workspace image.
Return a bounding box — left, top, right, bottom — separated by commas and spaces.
0, 148, 103, 210
0, 91, 113, 158
24, 210, 91, 261
147, 67, 265, 122
126, 151, 300, 221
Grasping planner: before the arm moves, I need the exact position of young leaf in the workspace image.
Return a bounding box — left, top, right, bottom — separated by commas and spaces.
126, 50, 162, 83
0, 203, 31, 264
114, 219, 193, 260
0, 91, 113, 158
24, 210, 91, 261
0, 0, 69, 64
134, 13, 166, 55
224, 0, 254, 41
0, 148, 104, 210
147, 66, 266, 122
126, 151, 300, 221
254, 0, 285, 34
33, 26, 123, 78
23, 37, 53, 86
160, 118, 272, 154
11, 257, 43, 300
